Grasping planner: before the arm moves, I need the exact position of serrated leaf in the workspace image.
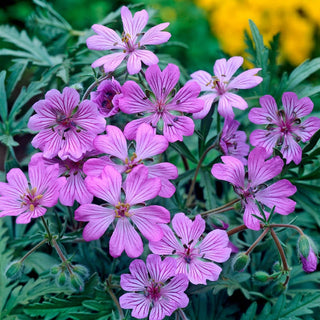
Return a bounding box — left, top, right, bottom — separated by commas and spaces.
287, 57, 320, 90
6, 61, 29, 97
0, 135, 19, 147
0, 25, 53, 66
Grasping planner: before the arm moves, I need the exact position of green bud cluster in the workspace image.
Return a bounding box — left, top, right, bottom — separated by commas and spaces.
232, 252, 250, 272
5, 260, 24, 280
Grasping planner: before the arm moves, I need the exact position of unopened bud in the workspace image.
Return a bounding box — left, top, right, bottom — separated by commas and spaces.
5, 261, 23, 280
298, 235, 310, 259
50, 265, 60, 275
73, 264, 89, 279
70, 273, 84, 292
70, 83, 83, 95
57, 271, 67, 286
253, 271, 270, 282
232, 252, 250, 271
300, 247, 318, 273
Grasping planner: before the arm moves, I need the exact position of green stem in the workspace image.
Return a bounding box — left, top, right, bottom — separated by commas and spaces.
41, 216, 53, 241
186, 144, 217, 207
178, 308, 188, 320
200, 198, 240, 217
20, 239, 48, 263
245, 228, 269, 255
270, 228, 290, 286
227, 224, 248, 236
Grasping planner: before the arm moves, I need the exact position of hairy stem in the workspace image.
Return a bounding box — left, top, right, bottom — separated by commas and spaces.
270, 228, 290, 286
20, 239, 48, 263
82, 73, 111, 101
106, 275, 124, 319
268, 224, 304, 236
41, 216, 53, 241
200, 198, 240, 217
51, 238, 73, 275
227, 224, 248, 236
245, 228, 270, 255
186, 144, 217, 207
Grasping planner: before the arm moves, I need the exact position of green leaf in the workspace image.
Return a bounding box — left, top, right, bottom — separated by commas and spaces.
6, 61, 29, 97
170, 141, 198, 164
0, 25, 53, 66
0, 71, 8, 123
302, 129, 320, 153
241, 302, 258, 320
199, 168, 217, 209
0, 135, 19, 147
287, 57, 320, 90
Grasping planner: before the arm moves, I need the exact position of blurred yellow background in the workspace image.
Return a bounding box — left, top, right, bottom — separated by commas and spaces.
196, 0, 320, 65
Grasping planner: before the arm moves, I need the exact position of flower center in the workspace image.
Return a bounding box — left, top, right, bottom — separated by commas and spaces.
122, 32, 136, 52
182, 243, 199, 264
206, 75, 228, 95
101, 92, 115, 111
124, 153, 143, 173
56, 112, 76, 128
63, 160, 84, 177
145, 280, 163, 302
20, 187, 43, 212
115, 202, 131, 218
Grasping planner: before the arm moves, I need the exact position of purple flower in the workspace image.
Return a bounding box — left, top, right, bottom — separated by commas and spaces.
149, 213, 231, 285
119, 63, 204, 142
90, 78, 122, 117
86, 6, 171, 75
84, 123, 178, 198
191, 56, 262, 119
211, 147, 297, 230
0, 160, 66, 223
28, 87, 106, 161
75, 165, 170, 258
301, 248, 318, 273
120, 254, 189, 320
30, 152, 95, 206
220, 117, 249, 164
249, 92, 320, 164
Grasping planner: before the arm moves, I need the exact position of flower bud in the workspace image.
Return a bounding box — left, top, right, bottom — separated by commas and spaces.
57, 271, 67, 286
70, 273, 84, 292
298, 235, 310, 258
73, 264, 89, 279
300, 247, 318, 273
272, 261, 282, 272
253, 271, 270, 283
50, 265, 60, 275
5, 261, 23, 280
232, 252, 250, 271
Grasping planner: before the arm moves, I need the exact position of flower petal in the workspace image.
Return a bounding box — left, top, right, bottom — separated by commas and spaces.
91, 52, 126, 73
228, 68, 262, 90
119, 293, 150, 319
140, 22, 171, 46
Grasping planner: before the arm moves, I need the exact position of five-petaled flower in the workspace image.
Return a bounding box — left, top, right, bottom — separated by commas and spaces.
0, 159, 66, 223
86, 6, 171, 75
249, 92, 320, 164
149, 213, 231, 285
120, 254, 189, 320
119, 63, 204, 142
28, 87, 106, 161
84, 123, 178, 198
211, 147, 297, 230
75, 165, 170, 258
191, 56, 262, 119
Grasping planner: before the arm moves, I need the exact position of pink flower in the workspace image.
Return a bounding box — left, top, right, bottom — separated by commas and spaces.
86, 6, 171, 75
149, 213, 231, 285
30, 152, 95, 206
120, 254, 189, 320
90, 78, 122, 117
0, 159, 66, 223
75, 165, 170, 258
220, 117, 249, 164
191, 56, 262, 119
211, 147, 297, 230
119, 63, 204, 142
249, 92, 320, 164
301, 248, 318, 273
84, 123, 178, 198
28, 87, 106, 161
